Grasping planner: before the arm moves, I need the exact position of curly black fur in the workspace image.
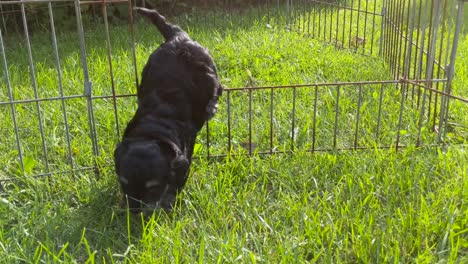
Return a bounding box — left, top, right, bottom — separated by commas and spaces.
114, 7, 223, 212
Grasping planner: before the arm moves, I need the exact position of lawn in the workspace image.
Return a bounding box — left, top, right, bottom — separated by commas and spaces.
0, 1, 467, 263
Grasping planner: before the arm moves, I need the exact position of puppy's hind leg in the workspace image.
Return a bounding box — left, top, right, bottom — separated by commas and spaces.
134, 7, 186, 41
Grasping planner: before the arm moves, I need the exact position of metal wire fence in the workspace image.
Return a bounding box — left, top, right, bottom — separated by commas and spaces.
0, 0, 466, 181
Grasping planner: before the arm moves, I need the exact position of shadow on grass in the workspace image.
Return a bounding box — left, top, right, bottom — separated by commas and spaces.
0, 167, 176, 262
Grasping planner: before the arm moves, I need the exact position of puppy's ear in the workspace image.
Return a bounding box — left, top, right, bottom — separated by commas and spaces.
169, 154, 190, 187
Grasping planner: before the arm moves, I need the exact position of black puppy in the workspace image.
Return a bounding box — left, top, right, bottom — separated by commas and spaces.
114, 7, 222, 212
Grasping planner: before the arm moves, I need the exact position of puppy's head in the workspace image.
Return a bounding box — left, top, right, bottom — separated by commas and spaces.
114, 139, 189, 212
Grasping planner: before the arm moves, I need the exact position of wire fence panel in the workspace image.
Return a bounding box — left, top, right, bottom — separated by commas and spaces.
0, 0, 466, 180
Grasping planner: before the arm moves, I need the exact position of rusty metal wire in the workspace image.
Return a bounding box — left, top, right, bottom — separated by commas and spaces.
0, 0, 466, 181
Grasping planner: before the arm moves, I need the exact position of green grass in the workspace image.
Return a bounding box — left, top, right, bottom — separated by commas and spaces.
0, 2, 468, 263
1, 147, 467, 262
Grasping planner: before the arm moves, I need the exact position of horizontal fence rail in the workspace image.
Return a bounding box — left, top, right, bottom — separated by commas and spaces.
1, 79, 466, 181
0, 0, 466, 181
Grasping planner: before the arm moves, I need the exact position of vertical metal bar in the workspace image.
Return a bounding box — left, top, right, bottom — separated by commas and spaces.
298, 0, 302, 33
333, 85, 340, 149
270, 87, 274, 154
328, 1, 333, 43
312, 85, 318, 152
395, 82, 405, 151
323, 0, 327, 41
48, 2, 73, 169
427, 0, 442, 126
391, 0, 399, 73
227, 90, 231, 152
418, 0, 441, 146
288, 0, 296, 32
432, 0, 448, 128
354, 85, 362, 150
436, 0, 449, 141
289, 0, 298, 33
387, 0, 396, 75
425, 0, 435, 120
362, 0, 369, 53
370, 0, 377, 54
395, 0, 406, 78
440, 0, 463, 142
334, 0, 340, 48
411, 0, 423, 101
424, 0, 435, 78
382, 0, 389, 62
376, 83, 384, 142
355, 0, 361, 51
415, 0, 430, 108
342, 0, 347, 47
403, 0, 416, 79
389, 0, 398, 76
307, 0, 311, 35
387, 0, 393, 69
443, 0, 455, 73
412, 0, 423, 82
378, 3, 386, 56
305, 0, 309, 34
295, 0, 299, 32
303, 0, 307, 35
248, 89, 253, 156
415, 0, 429, 81
75, 0, 100, 167
21, 1, 50, 173
312, 1, 316, 38
291, 87, 297, 152
400, 0, 411, 79
401, 0, 413, 99
0, 29, 24, 175
128, 0, 139, 88
317, 2, 321, 39
348, 0, 354, 48
102, 2, 120, 140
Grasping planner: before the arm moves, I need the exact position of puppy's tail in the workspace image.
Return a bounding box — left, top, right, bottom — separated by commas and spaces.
134, 7, 185, 41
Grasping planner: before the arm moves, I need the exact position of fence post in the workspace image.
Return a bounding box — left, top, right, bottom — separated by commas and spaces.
438, 0, 464, 144
378, 5, 386, 56
403, 0, 417, 79
416, 0, 442, 146
74, 0, 100, 175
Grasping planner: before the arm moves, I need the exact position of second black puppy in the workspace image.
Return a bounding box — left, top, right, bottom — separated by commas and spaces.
114, 7, 223, 212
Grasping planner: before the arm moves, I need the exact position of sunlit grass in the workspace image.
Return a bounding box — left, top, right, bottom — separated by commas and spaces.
0, 2, 467, 263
